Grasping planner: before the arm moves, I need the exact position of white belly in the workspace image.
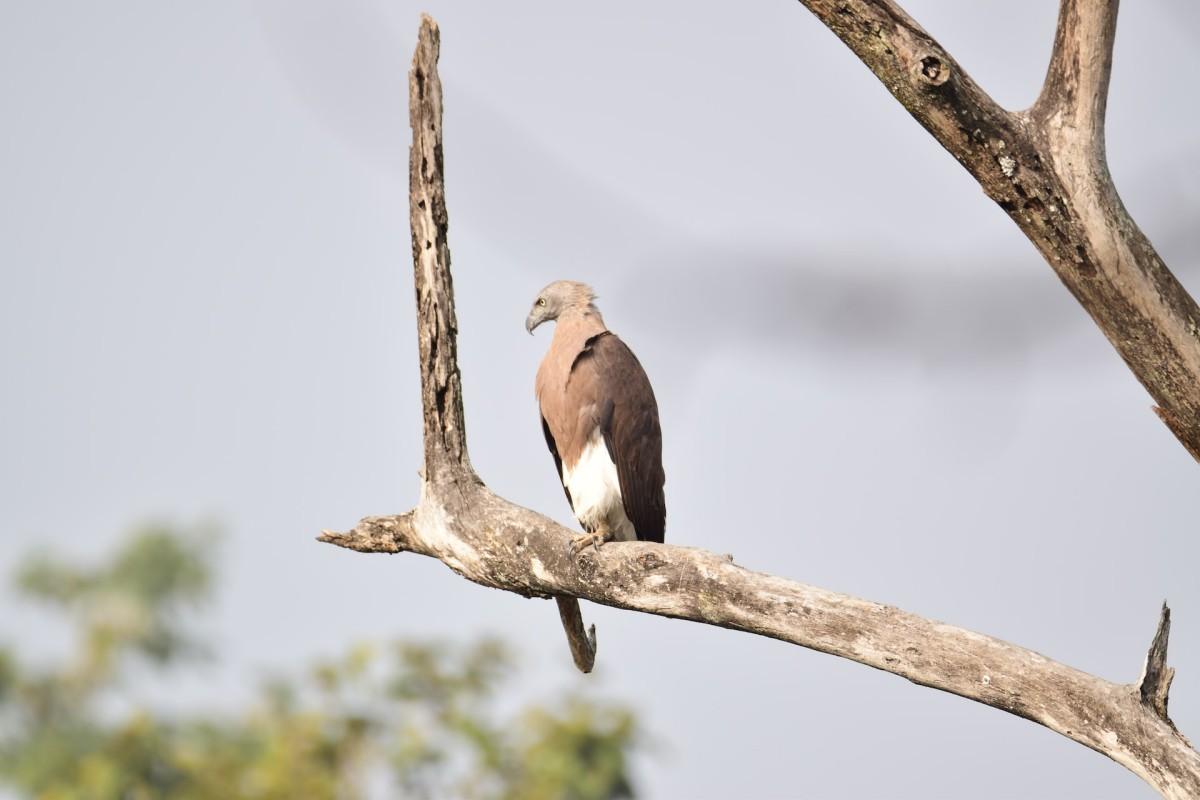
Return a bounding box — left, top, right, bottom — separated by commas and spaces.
562, 429, 636, 541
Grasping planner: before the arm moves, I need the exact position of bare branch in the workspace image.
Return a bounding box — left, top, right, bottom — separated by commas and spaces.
555, 597, 597, 673
1034, 0, 1119, 158
408, 14, 471, 484
321, 13, 1200, 799
795, 0, 1200, 460
404, 13, 598, 673
320, 500, 1200, 799
1139, 602, 1177, 723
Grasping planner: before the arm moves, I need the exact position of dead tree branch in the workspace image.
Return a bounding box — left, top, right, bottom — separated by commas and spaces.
796, 0, 1200, 460
320, 15, 1200, 798
1140, 603, 1178, 725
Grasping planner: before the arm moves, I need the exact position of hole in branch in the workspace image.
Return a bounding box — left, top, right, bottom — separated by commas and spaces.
916, 55, 949, 86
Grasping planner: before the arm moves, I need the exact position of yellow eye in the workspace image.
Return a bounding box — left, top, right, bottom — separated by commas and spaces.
536, 298, 546, 307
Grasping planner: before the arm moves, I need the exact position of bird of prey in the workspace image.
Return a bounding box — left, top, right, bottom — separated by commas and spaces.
526, 281, 665, 553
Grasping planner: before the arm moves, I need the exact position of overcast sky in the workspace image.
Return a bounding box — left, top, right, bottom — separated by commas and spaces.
2, 1, 1198, 797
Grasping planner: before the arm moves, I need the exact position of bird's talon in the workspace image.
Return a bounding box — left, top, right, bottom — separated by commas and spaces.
569, 532, 608, 555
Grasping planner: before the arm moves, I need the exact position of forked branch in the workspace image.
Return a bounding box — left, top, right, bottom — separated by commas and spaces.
797, 0, 1200, 460
320, 14, 1200, 798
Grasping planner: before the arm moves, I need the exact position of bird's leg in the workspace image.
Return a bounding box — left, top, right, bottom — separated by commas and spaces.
570, 524, 613, 555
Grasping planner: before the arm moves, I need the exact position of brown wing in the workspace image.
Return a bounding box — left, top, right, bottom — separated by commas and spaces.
578, 332, 666, 543
541, 415, 574, 512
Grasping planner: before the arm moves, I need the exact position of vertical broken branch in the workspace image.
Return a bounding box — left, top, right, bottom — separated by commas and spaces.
1139, 603, 1178, 724
408, 17, 470, 485
407, 14, 596, 673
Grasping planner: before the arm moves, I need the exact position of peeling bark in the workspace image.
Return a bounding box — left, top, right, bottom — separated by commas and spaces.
319, 12, 1200, 800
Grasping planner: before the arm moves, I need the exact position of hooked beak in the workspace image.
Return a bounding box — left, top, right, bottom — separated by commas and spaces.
525, 313, 539, 335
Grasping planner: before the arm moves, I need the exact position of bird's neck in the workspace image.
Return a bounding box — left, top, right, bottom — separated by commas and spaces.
536, 307, 609, 401
554, 306, 607, 345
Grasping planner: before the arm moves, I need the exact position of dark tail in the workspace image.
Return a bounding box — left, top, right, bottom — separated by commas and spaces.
555, 596, 597, 673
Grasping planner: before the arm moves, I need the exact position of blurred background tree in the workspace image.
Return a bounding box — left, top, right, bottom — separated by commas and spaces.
0, 526, 641, 799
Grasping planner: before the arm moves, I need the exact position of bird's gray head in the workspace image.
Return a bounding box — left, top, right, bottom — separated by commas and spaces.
525, 280, 597, 334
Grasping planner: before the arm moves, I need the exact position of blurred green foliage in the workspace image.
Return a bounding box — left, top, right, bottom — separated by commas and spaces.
0, 526, 640, 799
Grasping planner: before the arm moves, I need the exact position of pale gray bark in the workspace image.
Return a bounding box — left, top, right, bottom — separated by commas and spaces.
319, 12, 1200, 799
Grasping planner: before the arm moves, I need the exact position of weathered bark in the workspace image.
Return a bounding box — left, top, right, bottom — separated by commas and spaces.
793, 0, 1200, 460
320, 12, 1200, 800
404, 13, 597, 674
326, 506, 1199, 798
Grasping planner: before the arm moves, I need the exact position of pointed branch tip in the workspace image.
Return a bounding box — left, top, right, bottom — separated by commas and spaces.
1138, 602, 1174, 721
